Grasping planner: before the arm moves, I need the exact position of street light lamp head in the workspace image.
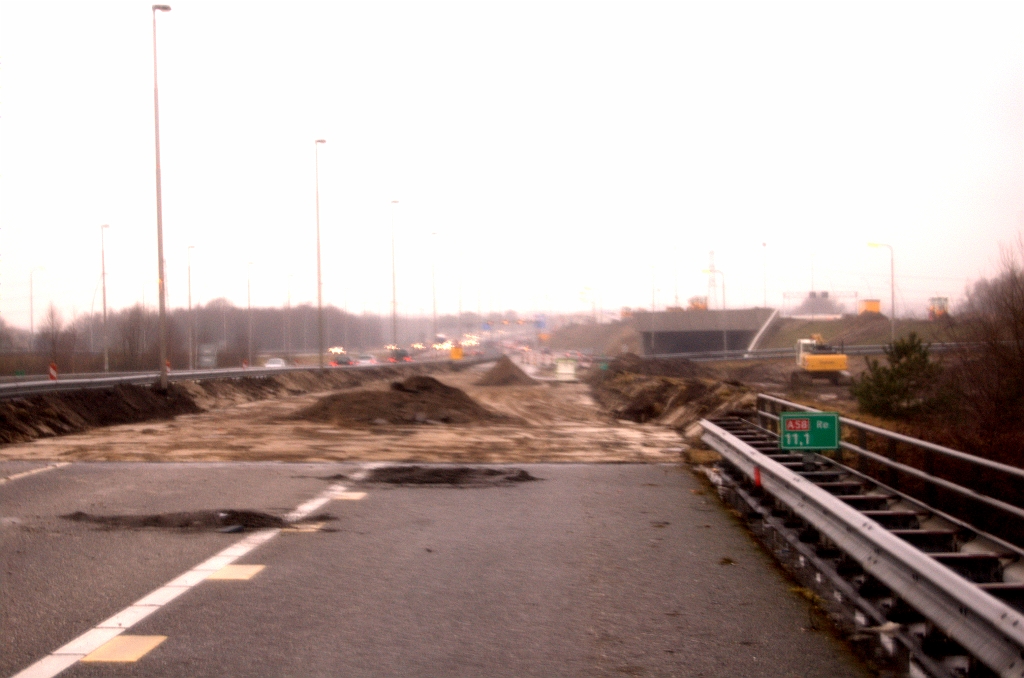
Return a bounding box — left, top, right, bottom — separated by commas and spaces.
152, 4, 171, 11
316, 139, 326, 144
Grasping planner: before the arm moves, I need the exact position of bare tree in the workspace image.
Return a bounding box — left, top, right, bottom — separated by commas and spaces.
948, 234, 1024, 457
116, 304, 148, 371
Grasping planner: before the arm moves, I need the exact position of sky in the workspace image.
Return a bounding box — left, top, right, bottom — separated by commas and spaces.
1, 0, 1022, 330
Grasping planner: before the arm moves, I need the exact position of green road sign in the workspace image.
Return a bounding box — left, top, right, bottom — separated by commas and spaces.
779, 412, 840, 450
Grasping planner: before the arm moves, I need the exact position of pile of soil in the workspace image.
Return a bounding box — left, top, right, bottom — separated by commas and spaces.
61, 509, 290, 531
0, 384, 201, 445
294, 375, 504, 427
363, 465, 539, 486
0, 361, 468, 448
589, 368, 755, 429
599, 353, 709, 379
476, 356, 537, 386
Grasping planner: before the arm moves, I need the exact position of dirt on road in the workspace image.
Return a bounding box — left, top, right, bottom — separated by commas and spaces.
0, 363, 684, 464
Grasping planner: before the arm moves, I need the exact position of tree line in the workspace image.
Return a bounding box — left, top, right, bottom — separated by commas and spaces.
0, 300, 508, 373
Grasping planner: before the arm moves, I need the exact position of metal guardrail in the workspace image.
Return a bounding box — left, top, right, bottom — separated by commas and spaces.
701, 418, 1024, 677
645, 342, 962, 363
754, 394, 1024, 536
0, 355, 498, 400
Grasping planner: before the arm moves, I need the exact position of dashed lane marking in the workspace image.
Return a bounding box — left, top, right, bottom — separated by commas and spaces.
80, 635, 167, 663
207, 564, 265, 580
0, 463, 69, 485
332, 491, 367, 500
10, 481, 350, 678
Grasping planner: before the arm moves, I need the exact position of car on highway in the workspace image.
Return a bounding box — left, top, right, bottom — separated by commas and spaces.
264, 358, 287, 368
387, 349, 413, 363
354, 355, 377, 366
330, 356, 355, 366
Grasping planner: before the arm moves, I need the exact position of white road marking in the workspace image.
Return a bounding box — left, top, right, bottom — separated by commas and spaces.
7, 655, 80, 678
0, 463, 69, 485
9, 481, 352, 678
53, 628, 124, 655
97, 606, 160, 629
134, 586, 190, 607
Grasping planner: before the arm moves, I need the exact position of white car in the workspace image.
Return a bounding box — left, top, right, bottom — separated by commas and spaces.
355, 355, 377, 366
264, 358, 287, 368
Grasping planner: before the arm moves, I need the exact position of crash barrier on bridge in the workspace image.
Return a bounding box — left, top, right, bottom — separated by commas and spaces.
702, 400, 1024, 677
644, 343, 962, 363
756, 394, 1024, 548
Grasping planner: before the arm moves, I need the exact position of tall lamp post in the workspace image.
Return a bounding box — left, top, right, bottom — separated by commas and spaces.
101, 225, 110, 372
430, 231, 438, 341
285, 274, 292, 361
314, 139, 326, 370
703, 268, 727, 352
247, 261, 253, 367
29, 267, 44, 354
761, 242, 767, 308
390, 200, 399, 346
187, 245, 194, 370
151, 3, 171, 389
868, 242, 895, 342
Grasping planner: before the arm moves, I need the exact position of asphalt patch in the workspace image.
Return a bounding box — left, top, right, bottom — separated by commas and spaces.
61, 509, 295, 531
363, 465, 540, 486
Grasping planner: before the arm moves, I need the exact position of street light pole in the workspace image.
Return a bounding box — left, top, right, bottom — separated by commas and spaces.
431, 231, 438, 341
29, 270, 36, 353
151, 3, 171, 389
285, 274, 292, 361
314, 139, 326, 370
869, 242, 895, 342
703, 268, 727, 352
762, 242, 767, 308
390, 200, 399, 346
101, 225, 110, 372
247, 261, 253, 367
187, 245, 194, 370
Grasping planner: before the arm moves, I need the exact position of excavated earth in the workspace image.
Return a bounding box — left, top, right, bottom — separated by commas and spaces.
0, 353, 871, 466
0, 361, 685, 464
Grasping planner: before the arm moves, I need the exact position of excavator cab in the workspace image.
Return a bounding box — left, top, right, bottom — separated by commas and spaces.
794, 334, 849, 385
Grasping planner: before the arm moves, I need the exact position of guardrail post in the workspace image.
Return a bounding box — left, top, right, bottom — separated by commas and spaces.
924, 448, 937, 506
886, 438, 900, 490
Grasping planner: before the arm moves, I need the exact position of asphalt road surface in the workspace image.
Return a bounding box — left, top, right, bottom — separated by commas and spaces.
2, 461, 867, 677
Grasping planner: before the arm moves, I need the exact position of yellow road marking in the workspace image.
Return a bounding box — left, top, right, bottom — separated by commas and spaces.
81, 635, 166, 662
332, 491, 366, 500
207, 564, 265, 580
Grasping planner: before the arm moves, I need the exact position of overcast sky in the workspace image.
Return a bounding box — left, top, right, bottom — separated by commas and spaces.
1, 0, 1021, 329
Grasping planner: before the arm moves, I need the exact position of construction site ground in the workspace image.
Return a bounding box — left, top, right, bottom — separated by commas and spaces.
0, 362, 684, 465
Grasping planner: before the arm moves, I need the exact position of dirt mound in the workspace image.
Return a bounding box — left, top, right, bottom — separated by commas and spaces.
294, 375, 504, 427
0, 384, 201, 445
0, 362, 472, 448
590, 369, 754, 429
601, 353, 708, 379
476, 356, 537, 386
363, 465, 539, 486
61, 509, 292, 531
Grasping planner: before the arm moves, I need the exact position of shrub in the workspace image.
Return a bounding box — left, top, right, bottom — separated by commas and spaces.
851, 332, 940, 418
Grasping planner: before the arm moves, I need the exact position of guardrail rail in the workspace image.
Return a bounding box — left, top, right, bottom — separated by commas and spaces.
701, 397, 1024, 677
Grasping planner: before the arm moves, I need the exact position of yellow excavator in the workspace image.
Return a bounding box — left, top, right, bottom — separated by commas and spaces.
792, 334, 849, 385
